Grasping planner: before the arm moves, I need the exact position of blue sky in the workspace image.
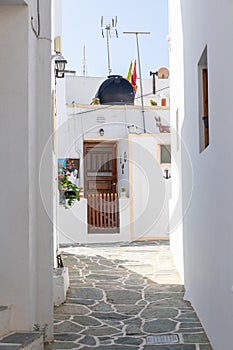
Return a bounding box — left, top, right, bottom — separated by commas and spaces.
62, 0, 169, 78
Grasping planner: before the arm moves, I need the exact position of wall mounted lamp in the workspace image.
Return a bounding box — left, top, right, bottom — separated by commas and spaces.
54, 55, 67, 78
124, 151, 127, 163
127, 124, 138, 134
163, 168, 171, 179
99, 128, 104, 137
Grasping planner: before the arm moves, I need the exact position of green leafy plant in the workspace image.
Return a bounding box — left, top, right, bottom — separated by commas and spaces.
33, 323, 48, 342
91, 97, 100, 105
150, 99, 157, 106
58, 170, 81, 208
120, 187, 127, 198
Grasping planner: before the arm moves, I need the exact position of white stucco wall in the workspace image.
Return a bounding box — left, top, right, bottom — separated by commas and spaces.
52, 0, 62, 39
168, 0, 185, 282
0, 1, 53, 339
117, 138, 129, 196
36, 0, 53, 339
170, 1, 233, 349
57, 83, 170, 183
66, 76, 105, 105
129, 134, 171, 241
56, 76, 171, 244
58, 197, 132, 244
66, 75, 170, 108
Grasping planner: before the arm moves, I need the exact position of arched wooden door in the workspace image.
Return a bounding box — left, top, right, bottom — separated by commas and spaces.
84, 141, 119, 233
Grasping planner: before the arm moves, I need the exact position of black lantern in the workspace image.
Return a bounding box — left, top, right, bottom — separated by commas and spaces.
54, 55, 67, 78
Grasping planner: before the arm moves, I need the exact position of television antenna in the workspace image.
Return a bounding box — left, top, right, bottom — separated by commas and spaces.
82, 45, 87, 76
101, 16, 118, 76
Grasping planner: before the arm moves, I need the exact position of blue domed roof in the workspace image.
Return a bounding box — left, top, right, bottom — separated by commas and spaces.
95, 75, 135, 105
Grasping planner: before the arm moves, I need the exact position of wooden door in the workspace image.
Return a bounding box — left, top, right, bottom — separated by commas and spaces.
84, 142, 119, 233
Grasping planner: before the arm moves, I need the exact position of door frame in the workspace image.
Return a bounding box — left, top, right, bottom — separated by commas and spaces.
84, 141, 119, 233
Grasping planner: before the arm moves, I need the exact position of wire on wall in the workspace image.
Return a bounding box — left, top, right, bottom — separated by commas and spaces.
31, 0, 41, 38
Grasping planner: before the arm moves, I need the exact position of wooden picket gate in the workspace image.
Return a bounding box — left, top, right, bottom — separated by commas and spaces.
87, 192, 119, 233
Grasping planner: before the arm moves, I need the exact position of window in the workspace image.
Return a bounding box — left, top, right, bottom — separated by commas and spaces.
158, 144, 171, 165
198, 46, 209, 151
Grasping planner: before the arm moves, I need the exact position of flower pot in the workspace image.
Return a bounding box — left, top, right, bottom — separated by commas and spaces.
120, 190, 127, 198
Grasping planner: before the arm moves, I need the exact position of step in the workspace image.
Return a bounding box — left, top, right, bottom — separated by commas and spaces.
0, 307, 10, 338
53, 267, 69, 305
0, 332, 43, 350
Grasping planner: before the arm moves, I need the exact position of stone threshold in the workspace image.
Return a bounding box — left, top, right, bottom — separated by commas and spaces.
0, 332, 43, 350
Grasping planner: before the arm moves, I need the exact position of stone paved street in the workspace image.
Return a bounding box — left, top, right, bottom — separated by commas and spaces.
45, 241, 212, 350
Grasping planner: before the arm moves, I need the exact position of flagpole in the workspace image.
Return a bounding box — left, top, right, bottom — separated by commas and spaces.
123, 31, 150, 133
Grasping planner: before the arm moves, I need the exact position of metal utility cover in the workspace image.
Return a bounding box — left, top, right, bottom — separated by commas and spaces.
146, 334, 179, 344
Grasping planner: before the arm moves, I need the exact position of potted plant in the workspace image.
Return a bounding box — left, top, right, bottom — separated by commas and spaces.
150, 99, 157, 106
58, 170, 81, 208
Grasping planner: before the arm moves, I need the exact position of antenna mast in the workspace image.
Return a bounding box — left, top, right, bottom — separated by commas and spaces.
82, 45, 87, 76
123, 31, 150, 133
101, 16, 118, 76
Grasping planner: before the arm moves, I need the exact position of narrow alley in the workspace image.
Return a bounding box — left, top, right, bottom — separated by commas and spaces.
46, 241, 212, 350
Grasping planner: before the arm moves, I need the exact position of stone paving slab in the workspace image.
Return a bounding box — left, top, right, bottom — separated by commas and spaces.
45, 241, 213, 350
0, 346, 20, 350
0, 332, 43, 350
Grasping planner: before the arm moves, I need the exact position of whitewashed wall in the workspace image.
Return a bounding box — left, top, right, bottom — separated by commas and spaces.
66, 75, 170, 107
168, 0, 185, 282
117, 138, 129, 196
57, 103, 170, 192
129, 134, 171, 241
57, 132, 171, 244
56, 76, 171, 244
57, 197, 131, 244
170, 1, 233, 349
0, 0, 53, 339
53, 57, 66, 265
